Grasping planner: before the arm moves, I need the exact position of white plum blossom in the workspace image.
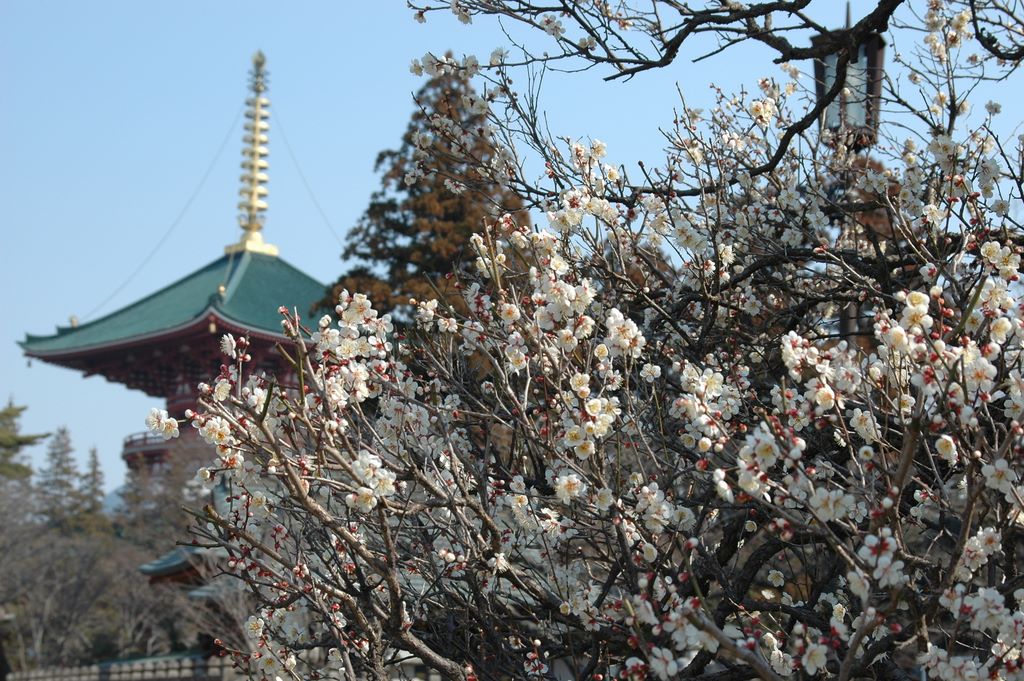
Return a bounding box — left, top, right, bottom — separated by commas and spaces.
802, 642, 829, 675
935, 434, 958, 464
145, 408, 179, 440
220, 333, 238, 359
168, 6, 1024, 680
553, 473, 586, 504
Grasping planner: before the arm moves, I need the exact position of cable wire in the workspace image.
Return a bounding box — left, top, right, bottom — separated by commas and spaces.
81, 104, 245, 322
273, 105, 346, 249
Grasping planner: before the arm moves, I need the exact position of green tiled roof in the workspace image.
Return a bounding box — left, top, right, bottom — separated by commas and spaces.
21, 252, 325, 356
138, 546, 203, 577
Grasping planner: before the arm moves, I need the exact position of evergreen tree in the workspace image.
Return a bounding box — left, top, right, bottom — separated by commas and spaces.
35, 427, 82, 532
321, 59, 527, 318
79, 447, 105, 514
75, 447, 112, 535
0, 400, 46, 480
114, 436, 211, 551
115, 463, 161, 549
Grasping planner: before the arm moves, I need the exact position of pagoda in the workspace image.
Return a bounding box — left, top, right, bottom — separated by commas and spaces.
20, 52, 326, 471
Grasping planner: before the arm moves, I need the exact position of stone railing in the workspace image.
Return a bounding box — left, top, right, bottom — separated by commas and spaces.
10, 657, 442, 681
10, 657, 236, 681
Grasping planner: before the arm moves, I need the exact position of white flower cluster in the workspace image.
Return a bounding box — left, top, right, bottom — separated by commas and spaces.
160, 6, 1024, 678
145, 407, 179, 440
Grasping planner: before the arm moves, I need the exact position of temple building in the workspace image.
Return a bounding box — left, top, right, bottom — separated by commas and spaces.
20, 52, 325, 472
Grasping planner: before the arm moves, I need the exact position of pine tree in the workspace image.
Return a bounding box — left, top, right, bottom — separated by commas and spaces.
114, 463, 160, 549
321, 59, 527, 319
114, 436, 211, 551
73, 447, 113, 536
35, 427, 82, 533
79, 447, 105, 514
0, 400, 47, 480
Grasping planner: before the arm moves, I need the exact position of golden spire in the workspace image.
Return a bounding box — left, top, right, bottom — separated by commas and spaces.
226, 50, 278, 256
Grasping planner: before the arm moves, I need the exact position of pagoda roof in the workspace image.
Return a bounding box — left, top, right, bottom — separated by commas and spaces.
138, 545, 205, 578
21, 251, 325, 359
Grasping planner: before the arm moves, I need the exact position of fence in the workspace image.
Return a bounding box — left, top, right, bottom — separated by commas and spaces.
10, 657, 442, 681
10, 657, 236, 681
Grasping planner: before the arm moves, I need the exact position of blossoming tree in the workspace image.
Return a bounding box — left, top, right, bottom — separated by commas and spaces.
151, 1, 1024, 679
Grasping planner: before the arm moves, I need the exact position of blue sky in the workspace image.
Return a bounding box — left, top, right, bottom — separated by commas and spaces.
0, 1, 949, 489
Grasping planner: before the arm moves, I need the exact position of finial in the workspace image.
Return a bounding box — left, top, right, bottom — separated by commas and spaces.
226, 50, 278, 256
845, 1, 851, 30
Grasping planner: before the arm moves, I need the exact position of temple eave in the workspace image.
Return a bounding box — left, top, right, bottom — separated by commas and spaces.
23, 310, 291, 361
23, 312, 293, 399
